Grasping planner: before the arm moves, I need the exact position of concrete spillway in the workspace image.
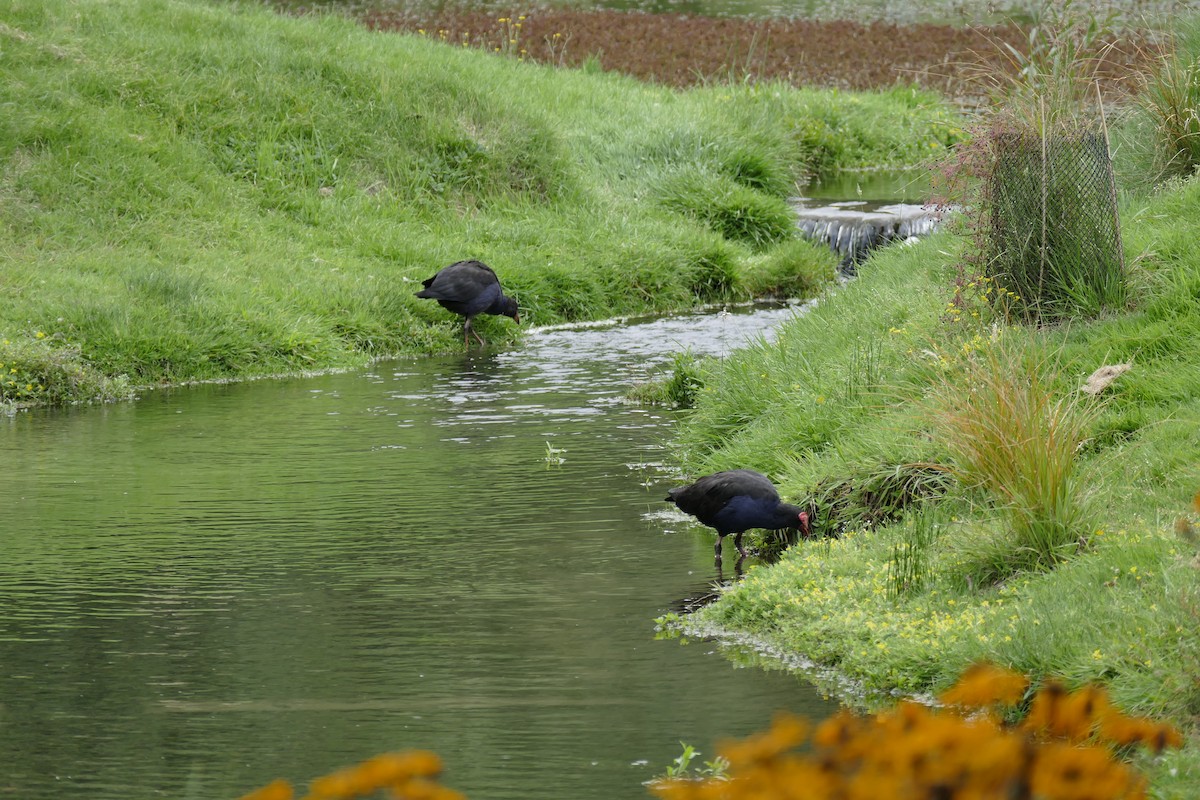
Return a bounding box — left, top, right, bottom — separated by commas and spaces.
792, 200, 947, 273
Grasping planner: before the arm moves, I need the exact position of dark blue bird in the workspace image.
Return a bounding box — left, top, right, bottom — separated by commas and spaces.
415, 260, 520, 348
666, 469, 810, 560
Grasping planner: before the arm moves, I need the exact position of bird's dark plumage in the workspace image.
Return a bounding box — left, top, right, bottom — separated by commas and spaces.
415, 260, 520, 347
666, 469, 810, 560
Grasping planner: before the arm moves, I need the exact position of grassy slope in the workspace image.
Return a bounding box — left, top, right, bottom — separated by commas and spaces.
0, 0, 964, 404
670, 174, 1200, 793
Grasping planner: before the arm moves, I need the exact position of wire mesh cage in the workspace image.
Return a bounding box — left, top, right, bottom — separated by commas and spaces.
986, 129, 1125, 320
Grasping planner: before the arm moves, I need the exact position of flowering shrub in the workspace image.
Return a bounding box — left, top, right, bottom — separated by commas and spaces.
650, 662, 1182, 800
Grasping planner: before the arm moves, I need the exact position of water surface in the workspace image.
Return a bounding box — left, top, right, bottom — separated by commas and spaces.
801, 167, 933, 206
0, 302, 835, 800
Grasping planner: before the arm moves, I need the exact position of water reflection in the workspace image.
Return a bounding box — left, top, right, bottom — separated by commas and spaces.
800, 167, 932, 205
0, 302, 833, 800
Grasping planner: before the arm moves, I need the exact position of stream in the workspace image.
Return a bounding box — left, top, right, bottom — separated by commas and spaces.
0, 302, 838, 800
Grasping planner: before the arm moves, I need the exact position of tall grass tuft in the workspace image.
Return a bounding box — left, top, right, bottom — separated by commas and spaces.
927, 341, 1099, 578
1141, 17, 1200, 179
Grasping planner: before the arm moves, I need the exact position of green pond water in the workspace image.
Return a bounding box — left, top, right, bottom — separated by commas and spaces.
803, 167, 932, 205
0, 303, 837, 800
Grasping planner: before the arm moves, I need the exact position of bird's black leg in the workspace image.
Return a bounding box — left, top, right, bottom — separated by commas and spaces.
714, 535, 724, 560
734, 531, 749, 558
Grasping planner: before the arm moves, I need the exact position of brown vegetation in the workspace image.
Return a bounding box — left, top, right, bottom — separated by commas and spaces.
318, 6, 1156, 102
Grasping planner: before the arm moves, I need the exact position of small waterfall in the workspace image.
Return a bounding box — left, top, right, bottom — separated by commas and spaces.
792, 200, 947, 273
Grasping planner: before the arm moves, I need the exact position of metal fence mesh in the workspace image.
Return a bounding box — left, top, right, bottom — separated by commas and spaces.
986, 129, 1124, 319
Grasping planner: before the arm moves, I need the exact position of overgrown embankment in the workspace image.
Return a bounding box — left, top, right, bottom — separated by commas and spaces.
664, 153, 1200, 796
0, 0, 963, 406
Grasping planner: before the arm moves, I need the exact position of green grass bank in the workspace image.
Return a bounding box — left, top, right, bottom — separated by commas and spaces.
662, 160, 1200, 794
0, 0, 964, 406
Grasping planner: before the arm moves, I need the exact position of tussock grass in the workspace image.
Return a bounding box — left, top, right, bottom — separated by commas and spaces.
0, 0, 964, 404
1141, 16, 1200, 179
927, 340, 1099, 580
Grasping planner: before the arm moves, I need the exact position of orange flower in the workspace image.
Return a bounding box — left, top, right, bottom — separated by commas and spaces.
1022, 679, 1068, 737
960, 733, 1029, 790
812, 709, 863, 748
306, 770, 363, 799
1100, 711, 1185, 753
239, 779, 294, 800
389, 778, 467, 800
718, 712, 809, 768
1030, 742, 1146, 800
381, 751, 444, 781
939, 662, 1029, 709
303, 751, 450, 799
242, 663, 1184, 800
